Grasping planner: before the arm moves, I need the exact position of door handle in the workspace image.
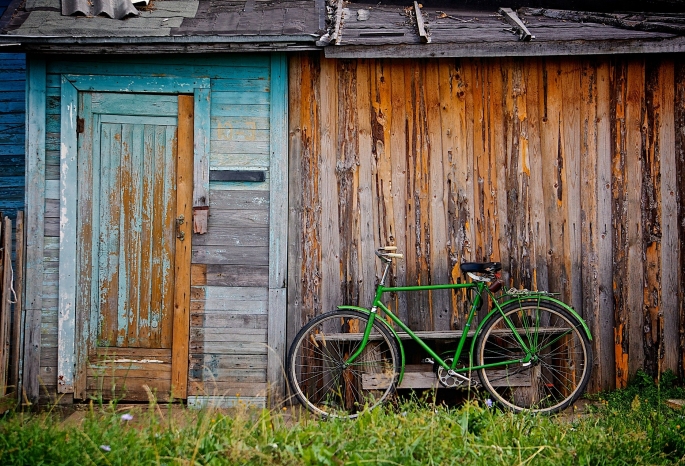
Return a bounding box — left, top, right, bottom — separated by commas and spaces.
176, 215, 185, 241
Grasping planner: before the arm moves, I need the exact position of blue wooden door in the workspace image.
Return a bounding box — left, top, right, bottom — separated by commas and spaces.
76, 92, 192, 401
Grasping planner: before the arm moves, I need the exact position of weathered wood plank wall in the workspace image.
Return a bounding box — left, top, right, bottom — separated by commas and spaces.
288, 53, 684, 392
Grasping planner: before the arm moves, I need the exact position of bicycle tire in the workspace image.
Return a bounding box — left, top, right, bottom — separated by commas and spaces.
475, 299, 592, 414
287, 310, 400, 418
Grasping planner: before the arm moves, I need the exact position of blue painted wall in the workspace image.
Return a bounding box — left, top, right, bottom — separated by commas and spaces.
0, 0, 25, 220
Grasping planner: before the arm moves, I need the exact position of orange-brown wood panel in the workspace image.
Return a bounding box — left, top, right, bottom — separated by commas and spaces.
171, 94, 194, 399
611, 59, 630, 388
287, 53, 685, 391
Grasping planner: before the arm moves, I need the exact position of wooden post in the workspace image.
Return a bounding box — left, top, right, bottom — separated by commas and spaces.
10, 212, 25, 396
171, 95, 194, 400
0, 217, 12, 395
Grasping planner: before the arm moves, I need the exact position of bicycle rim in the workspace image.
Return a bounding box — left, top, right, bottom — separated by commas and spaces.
476, 301, 592, 414
287, 310, 400, 418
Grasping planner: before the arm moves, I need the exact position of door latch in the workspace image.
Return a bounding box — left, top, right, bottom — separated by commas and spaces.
176, 215, 185, 241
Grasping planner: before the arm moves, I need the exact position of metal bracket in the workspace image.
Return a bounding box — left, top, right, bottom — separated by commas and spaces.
499, 7, 535, 41
176, 215, 185, 241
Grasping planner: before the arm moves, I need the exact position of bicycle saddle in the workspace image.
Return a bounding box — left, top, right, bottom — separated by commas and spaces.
460, 262, 501, 274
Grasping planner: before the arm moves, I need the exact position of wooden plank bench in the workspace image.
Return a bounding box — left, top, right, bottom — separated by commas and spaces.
363, 364, 532, 390
309, 328, 563, 390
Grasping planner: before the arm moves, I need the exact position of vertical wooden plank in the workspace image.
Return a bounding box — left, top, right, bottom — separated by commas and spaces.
171, 94, 194, 400
0, 217, 11, 394
356, 59, 377, 307
120, 123, 143, 346
23, 57, 46, 403
75, 91, 93, 399
642, 59, 663, 377
57, 77, 78, 394
11, 211, 25, 396
286, 54, 304, 347
149, 124, 165, 348
658, 60, 679, 375
267, 54, 288, 403
595, 61, 615, 390
675, 61, 685, 379
625, 60, 645, 378
580, 59, 603, 391
540, 58, 568, 300
403, 60, 430, 331
336, 59, 360, 307
426, 60, 450, 331
612, 59, 630, 388
561, 59, 583, 316
294, 54, 322, 332
319, 57, 340, 316
442, 58, 475, 328
387, 60, 407, 321
192, 87, 210, 233
269, 54, 289, 290
160, 125, 177, 349
525, 58, 549, 293
138, 124, 155, 347
488, 58, 505, 274
99, 122, 121, 346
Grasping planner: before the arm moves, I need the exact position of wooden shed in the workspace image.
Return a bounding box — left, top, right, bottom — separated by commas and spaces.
0, 0, 321, 406
2, 0, 685, 407
286, 1, 685, 393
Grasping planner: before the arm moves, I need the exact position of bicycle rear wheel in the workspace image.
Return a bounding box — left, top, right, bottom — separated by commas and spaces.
287, 310, 400, 418
475, 300, 592, 414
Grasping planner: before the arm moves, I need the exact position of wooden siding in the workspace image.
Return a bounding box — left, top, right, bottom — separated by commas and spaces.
0, 53, 25, 220
288, 53, 684, 392
31, 55, 274, 403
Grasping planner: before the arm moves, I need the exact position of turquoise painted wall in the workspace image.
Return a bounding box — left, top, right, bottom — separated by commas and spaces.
0, 53, 25, 220
31, 54, 283, 403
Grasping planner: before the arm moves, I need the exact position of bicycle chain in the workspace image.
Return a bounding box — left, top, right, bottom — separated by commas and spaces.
503, 288, 554, 296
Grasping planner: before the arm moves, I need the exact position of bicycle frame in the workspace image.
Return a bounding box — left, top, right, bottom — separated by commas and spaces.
341, 259, 591, 385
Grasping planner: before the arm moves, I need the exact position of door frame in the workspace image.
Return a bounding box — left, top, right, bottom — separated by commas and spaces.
58, 75, 210, 398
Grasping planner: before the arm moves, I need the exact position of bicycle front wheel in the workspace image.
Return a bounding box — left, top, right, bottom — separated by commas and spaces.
287, 310, 400, 418
475, 300, 592, 414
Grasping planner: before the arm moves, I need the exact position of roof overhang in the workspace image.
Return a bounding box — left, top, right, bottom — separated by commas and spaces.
0, 34, 321, 53
324, 36, 685, 58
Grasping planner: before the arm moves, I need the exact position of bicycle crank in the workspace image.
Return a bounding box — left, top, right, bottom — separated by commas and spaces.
437, 358, 480, 388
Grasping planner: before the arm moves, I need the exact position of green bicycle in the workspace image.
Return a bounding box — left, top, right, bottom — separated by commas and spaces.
287, 246, 593, 418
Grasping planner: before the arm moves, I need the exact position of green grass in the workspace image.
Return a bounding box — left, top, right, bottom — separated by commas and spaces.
1, 373, 685, 465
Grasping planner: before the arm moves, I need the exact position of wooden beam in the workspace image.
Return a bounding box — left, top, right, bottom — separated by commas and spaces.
11, 211, 24, 398
499, 8, 534, 41
23, 57, 46, 404
0, 217, 11, 396
57, 77, 79, 394
414, 2, 431, 44
267, 54, 289, 405
171, 95, 194, 400
331, 0, 344, 45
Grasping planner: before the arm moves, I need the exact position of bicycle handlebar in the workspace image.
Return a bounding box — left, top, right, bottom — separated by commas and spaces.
375, 248, 403, 260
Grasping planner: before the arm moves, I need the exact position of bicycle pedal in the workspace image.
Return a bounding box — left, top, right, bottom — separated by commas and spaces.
422, 358, 435, 365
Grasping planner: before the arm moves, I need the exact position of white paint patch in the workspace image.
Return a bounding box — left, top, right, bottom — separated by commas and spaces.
104, 359, 165, 364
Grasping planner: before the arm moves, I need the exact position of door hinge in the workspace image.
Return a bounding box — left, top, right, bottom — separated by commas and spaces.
77, 117, 85, 134
176, 215, 185, 241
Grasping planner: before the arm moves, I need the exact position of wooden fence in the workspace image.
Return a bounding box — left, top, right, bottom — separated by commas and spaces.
0, 212, 24, 410
287, 53, 685, 393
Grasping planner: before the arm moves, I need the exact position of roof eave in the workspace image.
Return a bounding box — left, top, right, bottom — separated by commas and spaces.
0, 34, 321, 53
324, 36, 685, 58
